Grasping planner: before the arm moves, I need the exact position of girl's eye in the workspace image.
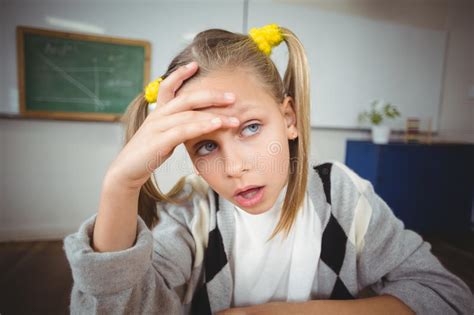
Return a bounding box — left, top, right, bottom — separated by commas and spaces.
196, 142, 217, 156
241, 123, 261, 137
195, 123, 261, 156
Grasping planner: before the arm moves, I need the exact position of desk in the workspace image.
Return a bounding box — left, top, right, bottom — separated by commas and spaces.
345, 140, 474, 233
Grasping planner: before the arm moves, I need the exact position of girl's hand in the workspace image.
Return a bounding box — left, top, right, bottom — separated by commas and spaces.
106, 62, 238, 190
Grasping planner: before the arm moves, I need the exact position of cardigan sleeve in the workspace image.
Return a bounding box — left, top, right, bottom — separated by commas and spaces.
63, 183, 209, 314
349, 168, 474, 314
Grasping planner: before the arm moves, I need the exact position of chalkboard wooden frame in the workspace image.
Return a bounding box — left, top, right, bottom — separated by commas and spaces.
16, 26, 151, 122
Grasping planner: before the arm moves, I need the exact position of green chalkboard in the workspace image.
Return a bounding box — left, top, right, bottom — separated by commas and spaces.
17, 26, 150, 121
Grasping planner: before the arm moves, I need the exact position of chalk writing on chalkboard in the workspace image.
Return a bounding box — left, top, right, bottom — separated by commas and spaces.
17, 26, 151, 121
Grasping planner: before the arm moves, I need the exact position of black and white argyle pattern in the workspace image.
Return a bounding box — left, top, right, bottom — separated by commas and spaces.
314, 163, 354, 300
191, 191, 227, 314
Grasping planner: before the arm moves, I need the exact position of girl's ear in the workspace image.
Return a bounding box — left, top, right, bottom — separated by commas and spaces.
280, 96, 298, 140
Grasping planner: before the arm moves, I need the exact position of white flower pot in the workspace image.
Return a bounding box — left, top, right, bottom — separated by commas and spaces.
371, 125, 390, 144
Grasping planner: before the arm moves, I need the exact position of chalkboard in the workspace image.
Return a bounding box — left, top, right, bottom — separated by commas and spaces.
17, 26, 151, 121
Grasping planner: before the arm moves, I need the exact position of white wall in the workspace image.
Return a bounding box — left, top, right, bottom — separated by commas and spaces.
0, 0, 6, 228
0, 0, 472, 241
437, 0, 474, 141
0, 119, 124, 239
0, 0, 5, 109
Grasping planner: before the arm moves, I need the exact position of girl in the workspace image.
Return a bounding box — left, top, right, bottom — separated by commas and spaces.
64, 24, 473, 314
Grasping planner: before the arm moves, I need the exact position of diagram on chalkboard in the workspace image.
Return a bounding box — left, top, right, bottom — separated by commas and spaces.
17, 26, 151, 121
36, 52, 112, 111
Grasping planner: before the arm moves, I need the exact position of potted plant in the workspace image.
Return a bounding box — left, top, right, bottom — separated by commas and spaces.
358, 100, 401, 144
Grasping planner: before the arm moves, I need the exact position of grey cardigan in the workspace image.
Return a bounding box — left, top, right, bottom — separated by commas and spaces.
63, 161, 474, 314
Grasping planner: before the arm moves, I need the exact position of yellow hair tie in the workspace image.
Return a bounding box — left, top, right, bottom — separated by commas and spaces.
144, 77, 163, 103
248, 24, 284, 56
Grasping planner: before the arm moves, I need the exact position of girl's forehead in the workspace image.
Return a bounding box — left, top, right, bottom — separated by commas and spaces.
197, 101, 266, 118
177, 70, 278, 116
179, 69, 270, 98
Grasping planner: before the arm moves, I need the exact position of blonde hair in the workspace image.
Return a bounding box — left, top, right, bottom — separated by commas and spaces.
121, 27, 310, 239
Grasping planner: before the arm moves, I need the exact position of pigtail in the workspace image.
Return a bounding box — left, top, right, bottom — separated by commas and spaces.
268, 27, 310, 240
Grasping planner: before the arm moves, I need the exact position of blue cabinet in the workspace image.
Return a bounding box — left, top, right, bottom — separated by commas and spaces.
345, 140, 474, 233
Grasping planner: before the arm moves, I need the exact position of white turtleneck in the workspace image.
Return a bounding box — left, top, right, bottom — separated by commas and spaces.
231, 185, 322, 307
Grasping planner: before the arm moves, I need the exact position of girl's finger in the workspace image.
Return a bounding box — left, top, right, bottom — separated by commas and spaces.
158, 118, 231, 153
152, 110, 240, 132
156, 89, 236, 117
156, 62, 198, 106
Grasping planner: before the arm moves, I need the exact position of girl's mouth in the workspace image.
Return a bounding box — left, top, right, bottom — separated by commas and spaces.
234, 186, 265, 207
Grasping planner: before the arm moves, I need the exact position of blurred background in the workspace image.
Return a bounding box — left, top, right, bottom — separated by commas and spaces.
0, 0, 473, 314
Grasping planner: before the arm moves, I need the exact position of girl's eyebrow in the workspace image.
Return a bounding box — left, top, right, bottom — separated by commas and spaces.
237, 103, 255, 113
236, 104, 266, 118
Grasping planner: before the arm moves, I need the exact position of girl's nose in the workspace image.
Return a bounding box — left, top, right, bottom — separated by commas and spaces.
223, 151, 249, 178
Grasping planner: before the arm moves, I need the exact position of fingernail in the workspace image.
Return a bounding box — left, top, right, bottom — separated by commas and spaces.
186, 62, 196, 69
211, 117, 222, 125
224, 92, 235, 100
228, 117, 239, 125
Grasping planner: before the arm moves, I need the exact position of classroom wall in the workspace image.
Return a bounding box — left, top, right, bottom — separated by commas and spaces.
437, 0, 474, 141
0, 0, 472, 241
0, 0, 5, 228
